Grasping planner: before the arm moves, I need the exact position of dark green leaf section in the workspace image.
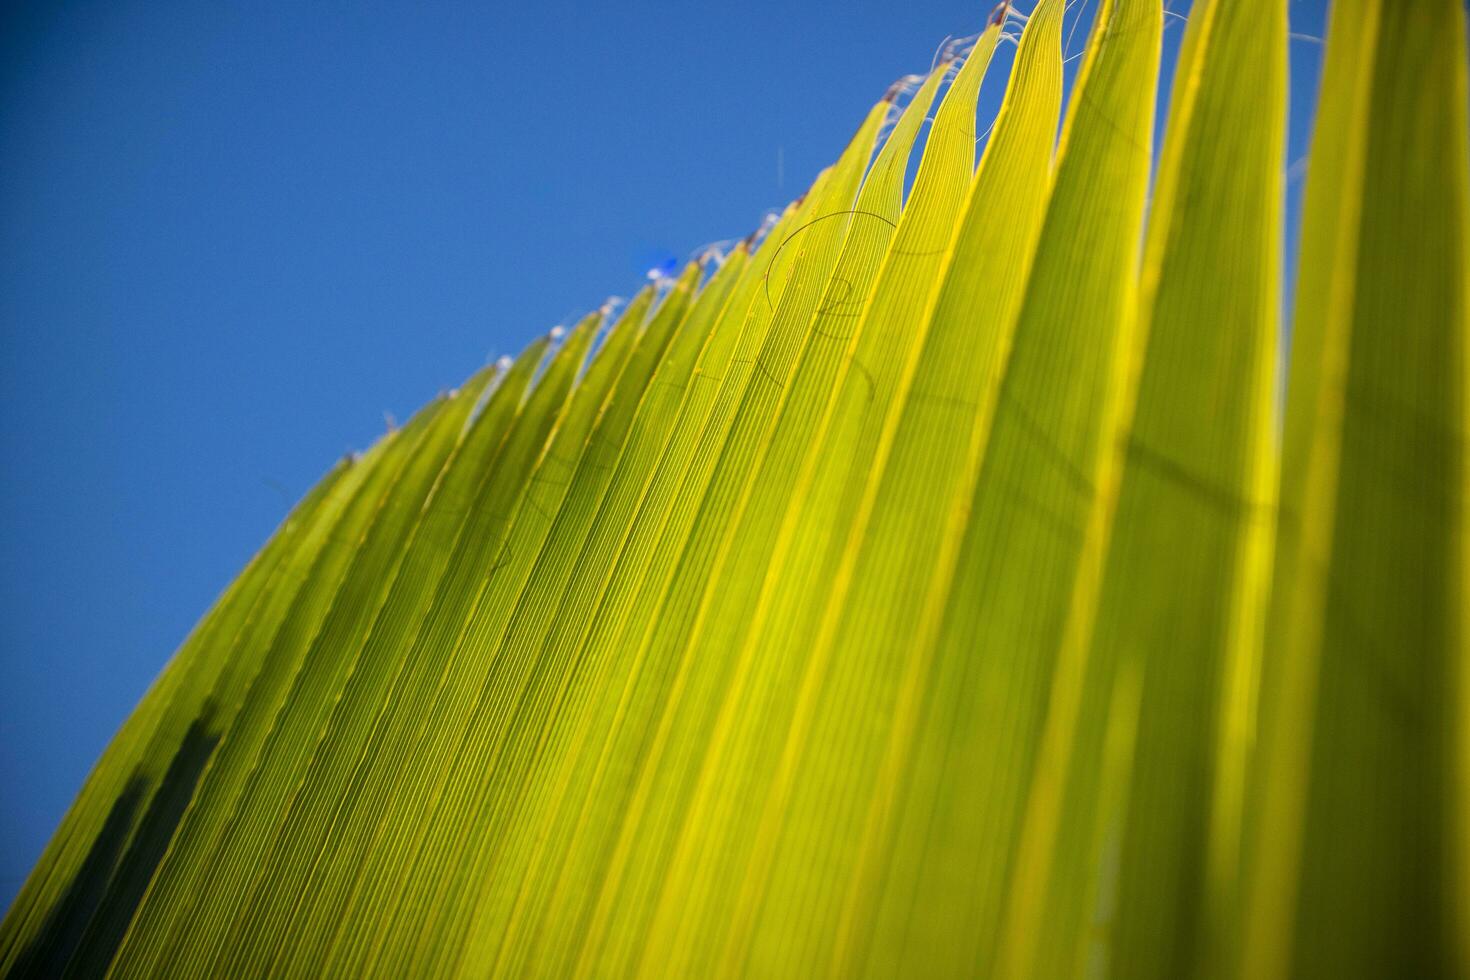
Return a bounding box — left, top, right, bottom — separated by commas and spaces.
3, 2, 1466, 977
1245, 2, 1470, 978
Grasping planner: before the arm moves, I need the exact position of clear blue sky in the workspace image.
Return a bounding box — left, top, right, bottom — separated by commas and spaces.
0, 0, 1326, 905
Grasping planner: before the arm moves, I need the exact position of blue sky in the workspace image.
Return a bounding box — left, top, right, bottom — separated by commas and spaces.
0, 0, 1327, 905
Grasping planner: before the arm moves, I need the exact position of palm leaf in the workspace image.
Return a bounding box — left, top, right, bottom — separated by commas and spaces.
3, 0, 1466, 976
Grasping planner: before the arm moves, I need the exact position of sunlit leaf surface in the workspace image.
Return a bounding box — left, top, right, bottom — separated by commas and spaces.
3, 1, 1466, 976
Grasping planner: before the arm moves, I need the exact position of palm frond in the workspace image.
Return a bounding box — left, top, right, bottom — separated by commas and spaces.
3, 0, 1466, 976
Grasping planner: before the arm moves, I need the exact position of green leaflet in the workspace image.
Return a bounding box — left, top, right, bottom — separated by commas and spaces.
736, 28, 998, 733
808, 5, 1066, 974
1245, 1, 1470, 978
942, 0, 1160, 975
625, 65, 946, 980
1053, 0, 1287, 974
6, 2, 1469, 977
